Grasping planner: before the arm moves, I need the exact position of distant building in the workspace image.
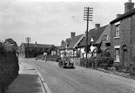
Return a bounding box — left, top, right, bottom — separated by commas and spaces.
19, 43, 57, 58
59, 40, 66, 57
67, 34, 84, 57
59, 32, 84, 57
110, 0, 135, 67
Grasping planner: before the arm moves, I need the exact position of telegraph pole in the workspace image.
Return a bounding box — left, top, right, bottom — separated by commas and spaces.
84, 7, 93, 67
25, 37, 31, 58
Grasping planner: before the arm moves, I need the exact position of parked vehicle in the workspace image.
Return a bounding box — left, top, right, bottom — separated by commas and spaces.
58, 56, 74, 68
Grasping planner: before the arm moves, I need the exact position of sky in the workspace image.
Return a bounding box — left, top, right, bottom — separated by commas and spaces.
0, 0, 132, 46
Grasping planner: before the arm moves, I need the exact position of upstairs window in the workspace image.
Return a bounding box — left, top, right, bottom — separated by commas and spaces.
102, 35, 108, 41
115, 24, 120, 38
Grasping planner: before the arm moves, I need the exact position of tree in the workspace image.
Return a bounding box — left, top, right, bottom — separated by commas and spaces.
4, 38, 17, 47
4, 38, 18, 51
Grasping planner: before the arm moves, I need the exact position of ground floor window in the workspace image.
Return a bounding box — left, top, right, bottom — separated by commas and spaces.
115, 48, 120, 62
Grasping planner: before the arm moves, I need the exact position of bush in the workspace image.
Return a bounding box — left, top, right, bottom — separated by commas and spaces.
129, 64, 135, 76
80, 57, 95, 68
80, 58, 87, 67
96, 57, 114, 69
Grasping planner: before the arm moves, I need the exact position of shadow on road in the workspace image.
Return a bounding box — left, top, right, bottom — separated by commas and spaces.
63, 67, 75, 69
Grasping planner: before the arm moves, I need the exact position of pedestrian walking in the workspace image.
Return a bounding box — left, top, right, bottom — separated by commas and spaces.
43, 52, 47, 62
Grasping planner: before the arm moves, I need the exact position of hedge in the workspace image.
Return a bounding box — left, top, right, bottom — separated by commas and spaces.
0, 43, 19, 92
80, 57, 114, 69
80, 57, 95, 68
96, 57, 114, 68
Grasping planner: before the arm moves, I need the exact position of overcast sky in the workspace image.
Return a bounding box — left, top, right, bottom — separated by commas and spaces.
0, 0, 131, 46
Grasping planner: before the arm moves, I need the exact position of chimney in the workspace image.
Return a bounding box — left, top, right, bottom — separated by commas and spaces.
35, 41, 37, 45
124, 0, 134, 13
61, 40, 65, 46
95, 24, 100, 30
71, 32, 75, 38
116, 14, 122, 18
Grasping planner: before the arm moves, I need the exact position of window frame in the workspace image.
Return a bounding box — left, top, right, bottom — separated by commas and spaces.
114, 46, 120, 62
102, 35, 108, 41
115, 24, 120, 38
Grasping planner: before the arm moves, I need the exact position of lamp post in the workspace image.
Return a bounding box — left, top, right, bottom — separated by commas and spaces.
84, 7, 93, 67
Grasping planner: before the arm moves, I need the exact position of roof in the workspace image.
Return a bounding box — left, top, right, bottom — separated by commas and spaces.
67, 34, 84, 49
66, 38, 72, 47
20, 43, 52, 48
59, 43, 66, 50
95, 25, 111, 44
78, 25, 107, 47
110, 8, 135, 24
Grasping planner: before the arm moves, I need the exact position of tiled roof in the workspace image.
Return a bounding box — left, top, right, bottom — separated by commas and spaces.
78, 25, 107, 47
66, 38, 72, 47
59, 44, 66, 50
110, 8, 135, 24
59, 38, 72, 50
21, 43, 52, 48
95, 25, 110, 44
67, 34, 83, 49
58, 37, 72, 50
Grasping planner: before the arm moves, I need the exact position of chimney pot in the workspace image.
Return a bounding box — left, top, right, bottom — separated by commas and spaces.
71, 32, 75, 38
95, 24, 100, 29
61, 40, 65, 46
116, 14, 122, 18
124, 0, 134, 13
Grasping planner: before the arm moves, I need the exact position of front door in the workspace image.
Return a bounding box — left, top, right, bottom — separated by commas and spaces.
122, 45, 128, 67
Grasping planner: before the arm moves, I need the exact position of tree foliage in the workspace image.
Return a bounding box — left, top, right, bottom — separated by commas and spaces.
4, 38, 18, 51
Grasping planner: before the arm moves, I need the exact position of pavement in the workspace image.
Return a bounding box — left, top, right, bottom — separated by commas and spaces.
5, 62, 48, 93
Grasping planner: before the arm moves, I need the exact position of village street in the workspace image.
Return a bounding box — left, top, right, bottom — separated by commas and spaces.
19, 58, 135, 93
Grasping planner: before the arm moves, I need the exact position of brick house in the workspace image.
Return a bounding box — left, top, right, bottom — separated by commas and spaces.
110, 0, 135, 67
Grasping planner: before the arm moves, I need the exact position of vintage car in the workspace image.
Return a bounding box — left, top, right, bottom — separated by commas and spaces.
58, 56, 74, 68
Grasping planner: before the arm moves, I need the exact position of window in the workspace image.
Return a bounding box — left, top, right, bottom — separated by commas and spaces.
115, 48, 120, 62
115, 24, 120, 38
102, 35, 108, 41
106, 43, 110, 46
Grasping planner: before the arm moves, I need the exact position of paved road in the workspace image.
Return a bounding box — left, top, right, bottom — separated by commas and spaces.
19, 58, 135, 93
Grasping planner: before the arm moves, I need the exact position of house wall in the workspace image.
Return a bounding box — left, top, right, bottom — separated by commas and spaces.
120, 17, 132, 67
111, 24, 119, 60
80, 48, 85, 58
19, 44, 26, 58
66, 49, 74, 56
131, 14, 135, 65
59, 50, 65, 57
110, 15, 135, 67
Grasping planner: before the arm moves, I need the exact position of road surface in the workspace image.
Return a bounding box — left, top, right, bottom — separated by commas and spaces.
19, 58, 135, 93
